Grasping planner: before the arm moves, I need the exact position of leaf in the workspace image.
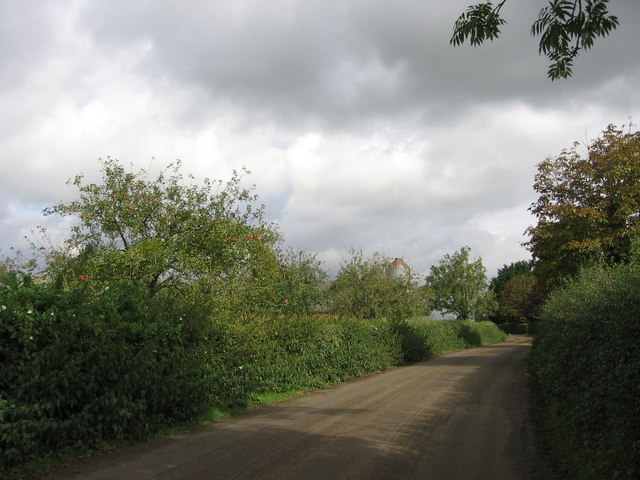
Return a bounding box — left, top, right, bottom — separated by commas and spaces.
451, 2, 507, 47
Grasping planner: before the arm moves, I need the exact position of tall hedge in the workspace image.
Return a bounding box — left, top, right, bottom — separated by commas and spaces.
1, 273, 505, 473
0, 275, 223, 469
530, 263, 640, 479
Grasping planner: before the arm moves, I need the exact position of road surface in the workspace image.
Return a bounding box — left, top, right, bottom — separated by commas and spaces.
43, 336, 544, 480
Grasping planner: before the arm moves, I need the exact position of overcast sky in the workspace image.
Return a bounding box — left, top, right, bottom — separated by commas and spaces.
1, 0, 639, 279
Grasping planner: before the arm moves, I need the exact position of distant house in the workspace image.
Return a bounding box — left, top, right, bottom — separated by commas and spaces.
387, 258, 411, 280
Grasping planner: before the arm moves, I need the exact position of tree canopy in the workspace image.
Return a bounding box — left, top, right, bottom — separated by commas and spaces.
489, 260, 540, 324
329, 250, 428, 321
488, 260, 533, 296
525, 124, 640, 289
451, 0, 619, 80
43, 158, 279, 298
424, 246, 495, 321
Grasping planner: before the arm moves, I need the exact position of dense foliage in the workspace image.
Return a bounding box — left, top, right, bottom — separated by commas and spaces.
452, 0, 620, 79
489, 260, 541, 327
526, 124, 640, 290
424, 246, 496, 321
329, 250, 429, 321
530, 263, 640, 479
0, 268, 505, 473
398, 319, 506, 363
489, 260, 532, 296
0, 159, 508, 475
0, 274, 220, 469
42, 158, 279, 299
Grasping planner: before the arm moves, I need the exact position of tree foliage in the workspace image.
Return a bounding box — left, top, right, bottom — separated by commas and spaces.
275, 248, 328, 315
42, 158, 279, 298
496, 274, 542, 324
489, 260, 541, 324
451, 0, 619, 79
329, 250, 428, 322
525, 124, 640, 289
489, 259, 533, 296
217, 247, 328, 320
424, 246, 495, 321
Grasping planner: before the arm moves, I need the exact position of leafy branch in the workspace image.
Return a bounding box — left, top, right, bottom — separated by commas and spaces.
451, 0, 619, 80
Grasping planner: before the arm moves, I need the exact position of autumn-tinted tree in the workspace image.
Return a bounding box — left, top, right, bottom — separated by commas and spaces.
43, 158, 279, 297
424, 246, 496, 321
451, 0, 619, 79
525, 124, 640, 289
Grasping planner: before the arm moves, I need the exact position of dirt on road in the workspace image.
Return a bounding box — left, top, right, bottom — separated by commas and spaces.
42, 336, 549, 480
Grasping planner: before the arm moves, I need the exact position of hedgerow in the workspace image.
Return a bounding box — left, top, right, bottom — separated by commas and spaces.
0, 274, 221, 469
396, 319, 506, 362
0, 160, 510, 475
0, 272, 505, 474
530, 263, 640, 479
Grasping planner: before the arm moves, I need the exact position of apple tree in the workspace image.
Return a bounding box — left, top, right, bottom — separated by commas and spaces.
43, 158, 279, 299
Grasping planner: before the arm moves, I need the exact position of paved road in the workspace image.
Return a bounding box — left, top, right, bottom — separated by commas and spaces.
44, 336, 541, 480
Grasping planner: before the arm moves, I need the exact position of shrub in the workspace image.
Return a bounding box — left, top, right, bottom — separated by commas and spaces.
395, 319, 506, 363
499, 323, 536, 335
234, 316, 405, 393
0, 271, 506, 474
530, 263, 640, 479
0, 274, 222, 469
328, 250, 428, 321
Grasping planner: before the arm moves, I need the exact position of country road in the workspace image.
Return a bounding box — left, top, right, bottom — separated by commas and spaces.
43, 336, 547, 480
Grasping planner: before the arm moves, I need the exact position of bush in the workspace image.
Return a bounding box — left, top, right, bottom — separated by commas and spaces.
230, 316, 405, 393
395, 320, 506, 363
530, 263, 640, 479
328, 250, 428, 321
0, 271, 506, 474
0, 274, 222, 469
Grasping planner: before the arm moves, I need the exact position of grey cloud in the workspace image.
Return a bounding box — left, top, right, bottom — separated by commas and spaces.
1, 0, 639, 279
74, 0, 640, 131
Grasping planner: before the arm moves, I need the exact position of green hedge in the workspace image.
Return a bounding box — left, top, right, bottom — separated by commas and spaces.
0, 277, 222, 469
231, 316, 405, 393
387, 319, 506, 363
0, 275, 505, 473
530, 263, 640, 479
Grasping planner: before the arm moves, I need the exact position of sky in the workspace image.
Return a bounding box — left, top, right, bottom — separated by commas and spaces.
1, 0, 639, 280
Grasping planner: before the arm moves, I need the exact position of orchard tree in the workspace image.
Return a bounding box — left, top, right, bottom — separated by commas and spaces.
525, 124, 640, 289
275, 248, 328, 316
329, 250, 428, 322
43, 158, 279, 297
451, 0, 619, 79
425, 246, 496, 321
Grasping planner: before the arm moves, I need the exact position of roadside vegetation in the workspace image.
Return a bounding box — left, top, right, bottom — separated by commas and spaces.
526, 125, 640, 479
531, 263, 640, 479
3, 123, 637, 479
0, 158, 504, 477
